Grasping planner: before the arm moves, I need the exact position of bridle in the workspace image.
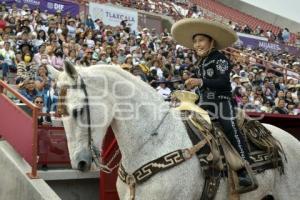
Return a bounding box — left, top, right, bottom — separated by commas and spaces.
58, 75, 120, 173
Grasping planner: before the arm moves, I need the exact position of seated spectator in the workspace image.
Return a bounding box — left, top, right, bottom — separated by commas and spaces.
33, 44, 47, 66
50, 47, 64, 70
295, 102, 300, 115
35, 65, 51, 95
264, 87, 275, 102
85, 15, 95, 30
0, 41, 16, 82
111, 55, 119, 65
121, 54, 134, 71
16, 52, 37, 84
117, 48, 126, 64
66, 49, 78, 64
43, 79, 58, 113
240, 77, 251, 93
285, 90, 295, 104
274, 90, 285, 106
131, 65, 148, 82
252, 72, 263, 87
240, 95, 256, 112
245, 87, 254, 103
261, 100, 273, 113
33, 96, 51, 125
19, 78, 38, 101
98, 51, 108, 65
253, 95, 264, 112
287, 102, 297, 115
33, 30, 47, 50
254, 87, 264, 100
273, 98, 288, 114
231, 74, 241, 91
275, 76, 286, 91
233, 86, 243, 106
156, 78, 171, 100
170, 76, 183, 91
67, 18, 77, 39
84, 31, 95, 49
181, 70, 192, 83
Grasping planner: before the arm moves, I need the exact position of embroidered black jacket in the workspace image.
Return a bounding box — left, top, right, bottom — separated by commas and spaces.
196, 50, 232, 99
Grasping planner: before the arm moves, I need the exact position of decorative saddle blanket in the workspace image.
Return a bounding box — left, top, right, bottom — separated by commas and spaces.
182, 110, 286, 200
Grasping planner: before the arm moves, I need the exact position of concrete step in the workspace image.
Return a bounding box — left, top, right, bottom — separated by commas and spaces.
0, 140, 61, 200
38, 169, 100, 181
39, 169, 100, 200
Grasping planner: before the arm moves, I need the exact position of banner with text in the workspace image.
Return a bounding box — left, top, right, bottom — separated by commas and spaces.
236, 32, 300, 56
1, 0, 79, 16
89, 3, 138, 32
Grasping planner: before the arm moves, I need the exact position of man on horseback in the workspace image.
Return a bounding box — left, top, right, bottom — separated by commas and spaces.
171, 18, 253, 188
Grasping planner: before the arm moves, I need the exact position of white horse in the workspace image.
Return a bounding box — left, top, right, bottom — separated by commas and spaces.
48, 62, 300, 200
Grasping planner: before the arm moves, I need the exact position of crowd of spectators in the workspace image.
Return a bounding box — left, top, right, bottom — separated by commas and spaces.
0, 2, 299, 117
114, 0, 300, 46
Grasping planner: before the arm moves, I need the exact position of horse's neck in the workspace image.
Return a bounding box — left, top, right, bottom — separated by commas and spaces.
103, 70, 193, 172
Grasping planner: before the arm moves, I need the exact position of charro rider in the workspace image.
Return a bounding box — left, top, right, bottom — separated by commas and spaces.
171, 18, 252, 188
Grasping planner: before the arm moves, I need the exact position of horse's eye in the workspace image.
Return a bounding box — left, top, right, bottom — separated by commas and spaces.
72, 108, 84, 119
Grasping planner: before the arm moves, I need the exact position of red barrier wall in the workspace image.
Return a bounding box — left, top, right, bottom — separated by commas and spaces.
37, 127, 70, 166
100, 127, 120, 200
0, 94, 34, 165
247, 112, 300, 140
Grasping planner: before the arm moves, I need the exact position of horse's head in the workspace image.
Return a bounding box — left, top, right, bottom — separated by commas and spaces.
49, 62, 114, 171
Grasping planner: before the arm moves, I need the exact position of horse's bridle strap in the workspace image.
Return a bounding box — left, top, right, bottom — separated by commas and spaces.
118, 135, 212, 186
58, 76, 99, 167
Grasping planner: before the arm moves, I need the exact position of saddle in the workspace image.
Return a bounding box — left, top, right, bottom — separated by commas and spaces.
174, 91, 285, 200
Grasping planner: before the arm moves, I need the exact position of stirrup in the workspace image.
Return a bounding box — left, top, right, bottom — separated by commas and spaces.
236, 164, 258, 194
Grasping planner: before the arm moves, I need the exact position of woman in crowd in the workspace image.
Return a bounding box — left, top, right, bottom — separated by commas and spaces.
233, 86, 243, 106
273, 98, 288, 114
274, 90, 285, 106
16, 52, 37, 85
50, 47, 64, 70
35, 65, 51, 95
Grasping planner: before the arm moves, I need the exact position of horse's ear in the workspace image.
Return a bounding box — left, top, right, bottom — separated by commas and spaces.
47, 64, 61, 80
64, 60, 78, 80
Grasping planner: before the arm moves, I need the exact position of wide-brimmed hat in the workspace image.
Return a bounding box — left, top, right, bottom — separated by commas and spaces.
125, 54, 132, 59
68, 18, 76, 23
156, 78, 169, 84
240, 77, 250, 83
287, 85, 296, 90
171, 18, 237, 50
232, 74, 241, 80
121, 63, 132, 70
22, 16, 31, 22
106, 45, 112, 50
170, 76, 182, 83
85, 48, 93, 54
292, 62, 300, 66
4, 25, 13, 32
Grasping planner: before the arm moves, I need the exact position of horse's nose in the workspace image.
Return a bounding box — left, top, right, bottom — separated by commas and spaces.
74, 149, 92, 171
